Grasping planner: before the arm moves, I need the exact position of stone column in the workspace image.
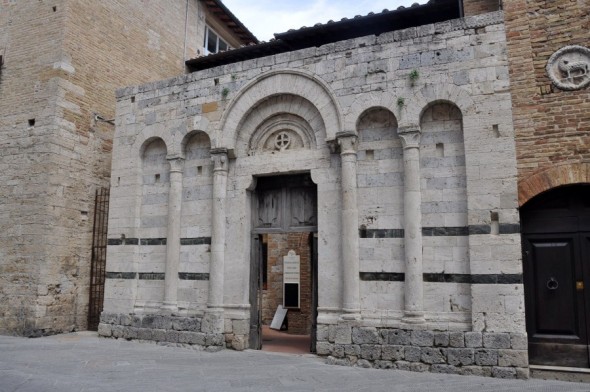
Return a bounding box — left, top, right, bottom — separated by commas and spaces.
162, 157, 184, 312
208, 149, 229, 311
337, 132, 361, 318
399, 126, 425, 324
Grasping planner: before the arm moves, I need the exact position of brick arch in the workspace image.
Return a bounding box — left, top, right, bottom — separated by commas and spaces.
519, 162, 590, 206
217, 69, 343, 149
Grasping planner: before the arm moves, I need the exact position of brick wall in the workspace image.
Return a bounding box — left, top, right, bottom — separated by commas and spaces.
503, 0, 590, 203
262, 233, 312, 335
463, 0, 500, 17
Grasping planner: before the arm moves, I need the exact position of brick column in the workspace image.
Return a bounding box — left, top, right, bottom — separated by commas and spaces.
337, 132, 361, 318
399, 126, 425, 324
162, 157, 184, 312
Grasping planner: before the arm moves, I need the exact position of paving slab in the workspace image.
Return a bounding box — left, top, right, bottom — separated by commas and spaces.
0, 332, 588, 392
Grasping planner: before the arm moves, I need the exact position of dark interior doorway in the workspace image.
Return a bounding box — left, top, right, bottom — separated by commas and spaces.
249, 174, 318, 353
521, 184, 590, 367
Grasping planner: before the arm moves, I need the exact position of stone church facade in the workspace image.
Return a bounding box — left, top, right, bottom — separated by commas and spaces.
99, 0, 531, 378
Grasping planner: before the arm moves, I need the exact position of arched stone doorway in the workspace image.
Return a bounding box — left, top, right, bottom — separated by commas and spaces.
521, 184, 590, 367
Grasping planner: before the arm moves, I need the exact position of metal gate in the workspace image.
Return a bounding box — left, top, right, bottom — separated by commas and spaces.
88, 187, 110, 331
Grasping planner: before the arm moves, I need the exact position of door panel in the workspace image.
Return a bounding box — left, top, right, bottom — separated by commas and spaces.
249, 235, 262, 349
521, 185, 590, 368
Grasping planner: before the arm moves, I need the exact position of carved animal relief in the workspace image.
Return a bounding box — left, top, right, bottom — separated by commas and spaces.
547, 45, 590, 91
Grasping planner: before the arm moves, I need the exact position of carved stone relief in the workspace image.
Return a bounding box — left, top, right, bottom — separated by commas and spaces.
248, 114, 315, 155
546, 45, 590, 91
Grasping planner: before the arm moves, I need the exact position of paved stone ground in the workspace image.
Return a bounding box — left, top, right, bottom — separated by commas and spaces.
1, 332, 589, 392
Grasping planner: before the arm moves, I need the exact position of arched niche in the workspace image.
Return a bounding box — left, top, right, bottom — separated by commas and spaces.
218, 70, 342, 149
140, 137, 169, 235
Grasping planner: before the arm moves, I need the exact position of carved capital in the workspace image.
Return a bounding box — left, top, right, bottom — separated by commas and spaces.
336, 132, 358, 155
167, 157, 185, 173
211, 149, 229, 172
398, 126, 421, 149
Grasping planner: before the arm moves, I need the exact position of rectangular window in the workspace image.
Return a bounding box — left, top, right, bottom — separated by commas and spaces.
204, 26, 231, 55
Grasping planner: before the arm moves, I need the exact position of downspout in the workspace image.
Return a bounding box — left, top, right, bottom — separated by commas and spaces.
458, 0, 464, 17
183, 0, 190, 62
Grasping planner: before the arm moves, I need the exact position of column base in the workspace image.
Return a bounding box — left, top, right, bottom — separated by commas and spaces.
402, 311, 425, 324
340, 308, 361, 321
161, 301, 178, 314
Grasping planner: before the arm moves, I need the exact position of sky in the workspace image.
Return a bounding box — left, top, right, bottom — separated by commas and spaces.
222, 0, 427, 42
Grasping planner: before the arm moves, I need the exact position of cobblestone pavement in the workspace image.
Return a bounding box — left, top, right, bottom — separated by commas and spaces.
1, 332, 589, 392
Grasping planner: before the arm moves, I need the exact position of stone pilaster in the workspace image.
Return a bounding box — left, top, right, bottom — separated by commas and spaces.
399, 126, 425, 324
337, 132, 361, 318
162, 157, 184, 312
208, 149, 229, 312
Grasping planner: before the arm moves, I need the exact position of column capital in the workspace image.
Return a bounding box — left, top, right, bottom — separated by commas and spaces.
167, 157, 185, 173
211, 149, 229, 172
398, 125, 421, 149
336, 131, 358, 155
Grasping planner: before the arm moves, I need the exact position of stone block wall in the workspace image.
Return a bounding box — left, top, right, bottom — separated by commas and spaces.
318, 325, 528, 379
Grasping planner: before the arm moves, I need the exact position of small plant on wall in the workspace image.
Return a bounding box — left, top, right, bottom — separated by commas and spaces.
221, 87, 230, 100
409, 69, 419, 86
397, 97, 405, 108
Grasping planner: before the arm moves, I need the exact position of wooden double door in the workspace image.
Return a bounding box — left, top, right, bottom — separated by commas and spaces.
521, 185, 590, 367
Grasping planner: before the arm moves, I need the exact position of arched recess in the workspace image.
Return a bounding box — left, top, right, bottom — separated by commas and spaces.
520, 184, 590, 367
140, 138, 169, 237
519, 162, 590, 206
235, 94, 325, 157
355, 107, 405, 313
419, 102, 471, 316
179, 131, 212, 308
217, 69, 343, 149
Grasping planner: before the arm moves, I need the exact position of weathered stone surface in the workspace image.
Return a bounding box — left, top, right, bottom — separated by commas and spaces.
449, 332, 465, 348
119, 314, 134, 326
352, 327, 380, 344
492, 366, 517, 379
137, 328, 152, 341
516, 367, 530, 380
395, 361, 412, 371
475, 349, 498, 366
335, 325, 352, 344
447, 348, 474, 366
332, 344, 345, 358
97, 323, 112, 337
374, 360, 395, 369
381, 345, 404, 361
232, 335, 247, 351
421, 348, 446, 364
152, 329, 166, 342
205, 333, 224, 346
172, 317, 201, 332
344, 344, 361, 356
165, 330, 180, 343
387, 330, 411, 345
405, 346, 421, 362
460, 366, 492, 377
355, 359, 373, 368
434, 332, 449, 347
411, 331, 434, 347
232, 319, 249, 336
410, 363, 430, 373
360, 344, 382, 360
498, 349, 528, 367
431, 364, 460, 374
483, 333, 511, 349
510, 333, 527, 350
316, 342, 333, 355
465, 332, 483, 348
112, 325, 125, 339
100, 313, 119, 325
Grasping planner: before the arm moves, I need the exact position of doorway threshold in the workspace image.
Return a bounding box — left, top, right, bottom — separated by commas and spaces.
260, 325, 311, 355
530, 365, 590, 383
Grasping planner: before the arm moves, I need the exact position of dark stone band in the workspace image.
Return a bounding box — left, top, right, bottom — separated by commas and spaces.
105, 272, 136, 279
178, 273, 210, 280
138, 273, 165, 280
422, 227, 469, 236
360, 272, 523, 284
108, 237, 213, 246
359, 225, 520, 238
359, 229, 404, 238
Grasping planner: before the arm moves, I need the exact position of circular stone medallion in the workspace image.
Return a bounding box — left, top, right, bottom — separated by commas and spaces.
546, 45, 590, 91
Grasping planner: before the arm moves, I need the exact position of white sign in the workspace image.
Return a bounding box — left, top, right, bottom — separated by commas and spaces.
283, 250, 300, 284
270, 305, 288, 330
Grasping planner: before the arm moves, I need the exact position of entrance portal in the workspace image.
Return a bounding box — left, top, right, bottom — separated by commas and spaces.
249, 174, 318, 352
521, 185, 590, 367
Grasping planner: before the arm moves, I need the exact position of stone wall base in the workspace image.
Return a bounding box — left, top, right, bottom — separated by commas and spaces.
98, 312, 224, 350
317, 324, 529, 379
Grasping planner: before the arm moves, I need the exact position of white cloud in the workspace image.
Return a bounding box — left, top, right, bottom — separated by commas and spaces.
223, 0, 426, 42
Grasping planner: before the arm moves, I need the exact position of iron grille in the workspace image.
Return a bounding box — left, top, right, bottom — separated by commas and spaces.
88, 187, 109, 331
